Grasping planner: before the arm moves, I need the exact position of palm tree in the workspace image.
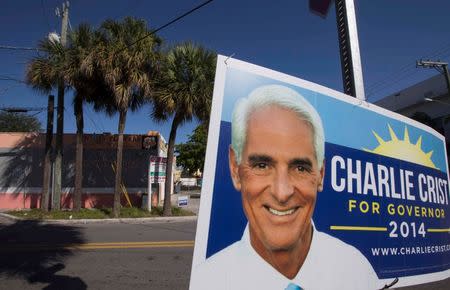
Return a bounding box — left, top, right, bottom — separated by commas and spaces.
27, 24, 99, 212
65, 24, 98, 211
89, 17, 161, 217
152, 43, 216, 216
26, 34, 66, 211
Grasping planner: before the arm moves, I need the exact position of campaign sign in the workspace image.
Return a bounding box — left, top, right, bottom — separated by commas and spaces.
178, 195, 189, 207
190, 56, 450, 289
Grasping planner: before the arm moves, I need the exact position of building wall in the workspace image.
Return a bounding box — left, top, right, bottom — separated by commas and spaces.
0, 132, 166, 209
375, 74, 450, 168
375, 74, 450, 139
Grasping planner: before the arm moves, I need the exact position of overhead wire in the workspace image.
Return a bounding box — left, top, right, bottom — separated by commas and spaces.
367, 40, 450, 91
0, 84, 21, 96
367, 51, 450, 99
115, 0, 214, 54
0, 45, 40, 51
366, 41, 450, 99
2, 0, 214, 58
85, 105, 105, 133
366, 66, 419, 99
68, 18, 73, 32
366, 40, 450, 93
0, 76, 26, 83
367, 70, 422, 100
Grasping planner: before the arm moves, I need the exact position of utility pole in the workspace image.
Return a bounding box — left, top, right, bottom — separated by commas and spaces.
41, 95, 54, 211
53, 1, 69, 210
416, 60, 450, 96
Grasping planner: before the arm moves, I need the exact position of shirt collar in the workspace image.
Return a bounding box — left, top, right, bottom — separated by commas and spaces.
241, 222, 316, 287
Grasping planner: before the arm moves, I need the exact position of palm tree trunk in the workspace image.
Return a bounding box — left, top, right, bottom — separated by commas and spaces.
113, 110, 127, 218
163, 114, 181, 216
41, 95, 54, 211
53, 81, 64, 210
73, 96, 84, 211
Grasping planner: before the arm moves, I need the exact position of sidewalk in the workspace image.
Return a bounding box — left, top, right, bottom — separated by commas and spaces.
0, 191, 202, 225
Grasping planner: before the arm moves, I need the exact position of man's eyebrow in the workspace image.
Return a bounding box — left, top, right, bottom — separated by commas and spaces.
248, 154, 274, 164
289, 158, 313, 167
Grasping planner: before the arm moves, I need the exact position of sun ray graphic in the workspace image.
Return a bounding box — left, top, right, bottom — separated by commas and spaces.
363, 124, 438, 169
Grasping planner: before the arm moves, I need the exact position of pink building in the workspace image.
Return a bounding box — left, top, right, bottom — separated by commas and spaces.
0, 131, 167, 210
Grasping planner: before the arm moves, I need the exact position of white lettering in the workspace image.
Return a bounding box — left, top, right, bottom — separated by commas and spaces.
331, 155, 346, 192
347, 158, 362, 194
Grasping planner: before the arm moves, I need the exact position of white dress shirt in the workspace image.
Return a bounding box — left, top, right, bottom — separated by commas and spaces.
190, 224, 382, 290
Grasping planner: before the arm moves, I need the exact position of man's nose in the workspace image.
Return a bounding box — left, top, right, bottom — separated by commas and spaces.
272, 168, 294, 203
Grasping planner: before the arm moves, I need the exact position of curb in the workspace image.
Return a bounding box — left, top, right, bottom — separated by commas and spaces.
0, 212, 22, 221
0, 212, 197, 225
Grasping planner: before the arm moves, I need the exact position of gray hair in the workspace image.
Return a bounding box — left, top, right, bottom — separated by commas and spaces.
231, 84, 325, 168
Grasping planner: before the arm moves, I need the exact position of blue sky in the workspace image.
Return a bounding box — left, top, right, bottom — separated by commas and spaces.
220, 66, 447, 171
1, 0, 449, 143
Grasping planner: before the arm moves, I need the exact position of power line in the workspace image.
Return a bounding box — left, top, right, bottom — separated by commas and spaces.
366, 63, 416, 93
116, 0, 214, 53
367, 52, 450, 99
0, 45, 39, 51
68, 17, 73, 31
85, 105, 104, 133
427, 43, 450, 60
366, 42, 450, 98
3, 0, 214, 55
366, 66, 417, 97
0, 84, 21, 96
0, 76, 26, 83
417, 60, 450, 93
366, 41, 450, 92
0, 107, 47, 113
366, 70, 422, 100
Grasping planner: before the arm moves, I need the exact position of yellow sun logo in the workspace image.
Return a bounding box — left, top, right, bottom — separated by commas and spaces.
363, 124, 438, 170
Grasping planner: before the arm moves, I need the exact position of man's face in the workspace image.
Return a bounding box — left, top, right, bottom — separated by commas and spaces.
229, 106, 324, 254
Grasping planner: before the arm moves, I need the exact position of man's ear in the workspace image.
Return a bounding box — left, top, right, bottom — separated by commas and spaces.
318, 159, 325, 192
229, 146, 242, 191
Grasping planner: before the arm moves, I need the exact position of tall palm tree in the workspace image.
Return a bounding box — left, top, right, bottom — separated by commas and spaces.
27, 24, 99, 212
26, 35, 66, 211
89, 17, 161, 217
65, 24, 98, 211
152, 43, 216, 216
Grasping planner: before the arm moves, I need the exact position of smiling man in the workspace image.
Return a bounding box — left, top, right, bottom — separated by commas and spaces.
191, 85, 380, 290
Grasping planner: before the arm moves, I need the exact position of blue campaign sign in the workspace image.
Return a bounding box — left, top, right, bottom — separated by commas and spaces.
190, 56, 450, 290
178, 195, 189, 207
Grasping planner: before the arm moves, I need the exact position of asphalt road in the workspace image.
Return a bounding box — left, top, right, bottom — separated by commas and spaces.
0, 215, 448, 290
0, 216, 197, 290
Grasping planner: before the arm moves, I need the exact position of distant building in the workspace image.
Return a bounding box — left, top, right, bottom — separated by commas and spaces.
375, 74, 450, 139
0, 131, 172, 210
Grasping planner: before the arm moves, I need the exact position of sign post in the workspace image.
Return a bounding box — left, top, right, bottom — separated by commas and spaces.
146, 156, 167, 211
310, 0, 366, 100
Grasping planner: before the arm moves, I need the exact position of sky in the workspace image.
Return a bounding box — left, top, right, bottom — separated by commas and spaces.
1, 0, 449, 144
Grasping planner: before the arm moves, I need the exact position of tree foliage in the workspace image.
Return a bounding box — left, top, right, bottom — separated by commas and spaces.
152, 42, 216, 216
176, 124, 208, 175
87, 17, 162, 217
26, 23, 100, 211
0, 112, 42, 132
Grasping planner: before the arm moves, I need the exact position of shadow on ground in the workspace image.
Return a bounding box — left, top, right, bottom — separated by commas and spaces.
0, 220, 87, 289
